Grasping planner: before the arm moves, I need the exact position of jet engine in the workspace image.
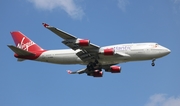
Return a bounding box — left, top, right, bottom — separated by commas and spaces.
76, 39, 90, 46
105, 66, 121, 73
103, 48, 115, 55
110, 66, 121, 73
93, 71, 103, 77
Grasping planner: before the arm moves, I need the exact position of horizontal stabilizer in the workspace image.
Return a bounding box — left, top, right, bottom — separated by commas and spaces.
7, 45, 35, 56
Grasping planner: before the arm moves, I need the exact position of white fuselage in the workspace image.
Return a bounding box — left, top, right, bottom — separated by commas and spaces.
35, 43, 170, 65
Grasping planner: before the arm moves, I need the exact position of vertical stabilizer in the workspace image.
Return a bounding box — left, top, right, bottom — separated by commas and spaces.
11, 31, 44, 52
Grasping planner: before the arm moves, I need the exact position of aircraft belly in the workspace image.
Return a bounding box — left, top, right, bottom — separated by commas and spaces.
98, 55, 129, 65
36, 52, 83, 64
98, 51, 160, 65
127, 51, 163, 61
54, 55, 82, 64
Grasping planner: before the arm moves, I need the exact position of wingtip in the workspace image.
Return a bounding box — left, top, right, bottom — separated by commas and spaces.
7, 44, 12, 47
42, 23, 49, 27
67, 70, 72, 74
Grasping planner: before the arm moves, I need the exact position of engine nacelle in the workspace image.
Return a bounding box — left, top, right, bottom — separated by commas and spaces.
76, 39, 90, 46
110, 66, 121, 73
103, 48, 115, 55
93, 71, 103, 77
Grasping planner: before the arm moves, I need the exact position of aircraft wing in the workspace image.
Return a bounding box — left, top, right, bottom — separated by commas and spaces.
43, 23, 77, 40
67, 68, 87, 74
42, 23, 99, 50
43, 23, 100, 62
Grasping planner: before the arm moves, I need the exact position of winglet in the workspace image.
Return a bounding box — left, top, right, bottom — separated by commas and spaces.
42, 23, 49, 28
67, 70, 72, 74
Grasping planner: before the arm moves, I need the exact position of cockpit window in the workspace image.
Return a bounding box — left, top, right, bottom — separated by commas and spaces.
154, 43, 159, 47
150, 43, 158, 48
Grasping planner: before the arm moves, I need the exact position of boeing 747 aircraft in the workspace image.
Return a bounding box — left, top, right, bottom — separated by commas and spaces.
7, 23, 171, 77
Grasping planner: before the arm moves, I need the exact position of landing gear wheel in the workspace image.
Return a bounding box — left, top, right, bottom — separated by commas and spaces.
95, 60, 99, 64
88, 66, 93, 70
151, 59, 156, 67
87, 63, 94, 70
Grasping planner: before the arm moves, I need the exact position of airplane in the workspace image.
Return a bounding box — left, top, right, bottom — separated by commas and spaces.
7, 23, 171, 77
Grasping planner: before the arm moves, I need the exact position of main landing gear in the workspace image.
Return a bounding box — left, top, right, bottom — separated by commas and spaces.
151, 59, 155, 66
87, 60, 101, 71
86, 60, 103, 77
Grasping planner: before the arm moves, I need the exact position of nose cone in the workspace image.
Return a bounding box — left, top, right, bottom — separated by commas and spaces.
153, 45, 171, 58
166, 48, 171, 54
163, 47, 171, 56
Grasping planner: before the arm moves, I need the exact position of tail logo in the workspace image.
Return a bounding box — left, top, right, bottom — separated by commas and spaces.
17, 37, 35, 51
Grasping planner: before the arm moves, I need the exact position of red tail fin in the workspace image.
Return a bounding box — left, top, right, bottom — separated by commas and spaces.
11, 31, 44, 52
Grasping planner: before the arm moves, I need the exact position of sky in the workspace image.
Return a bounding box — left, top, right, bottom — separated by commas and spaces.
1, 0, 180, 106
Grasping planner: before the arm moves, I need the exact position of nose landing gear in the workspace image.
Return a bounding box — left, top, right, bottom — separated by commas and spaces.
151, 59, 155, 66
